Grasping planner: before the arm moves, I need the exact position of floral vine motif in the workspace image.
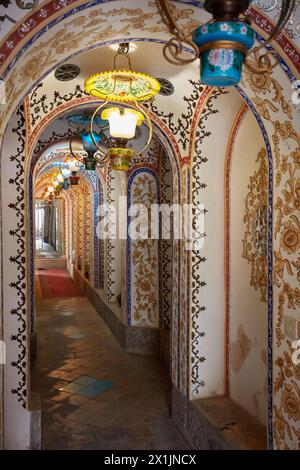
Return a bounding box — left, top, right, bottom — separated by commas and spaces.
30, 83, 87, 128
130, 172, 158, 325
30, 129, 76, 171
242, 148, 268, 303
244, 49, 300, 449
274, 340, 300, 449
159, 149, 172, 329
145, 79, 204, 151
245, 55, 293, 122
8, 105, 27, 408
105, 169, 115, 302
191, 88, 226, 396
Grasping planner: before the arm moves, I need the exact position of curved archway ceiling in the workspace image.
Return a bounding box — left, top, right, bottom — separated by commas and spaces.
1, 1, 299, 49
32, 92, 181, 192
33, 42, 194, 114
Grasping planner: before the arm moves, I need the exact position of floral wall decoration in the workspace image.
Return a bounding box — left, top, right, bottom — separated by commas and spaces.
0, 0, 299, 451
3, 105, 28, 408
82, 181, 91, 279
128, 169, 160, 328
29, 81, 88, 130
69, 189, 78, 266
159, 147, 173, 329
94, 170, 105, 291
242, 55, 300, 449
242, 147, 269, 303
190, 87, 228, 398
105, 169, 117, 303
179, 165, 190, 396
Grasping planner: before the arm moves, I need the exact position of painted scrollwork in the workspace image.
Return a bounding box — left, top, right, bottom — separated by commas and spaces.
242, 147, 268, 303
130, 172, 159, 325
244, 49, 300, 450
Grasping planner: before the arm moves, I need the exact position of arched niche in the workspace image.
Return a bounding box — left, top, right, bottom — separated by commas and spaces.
0, 5, 298, 448
226, 107, 269, 428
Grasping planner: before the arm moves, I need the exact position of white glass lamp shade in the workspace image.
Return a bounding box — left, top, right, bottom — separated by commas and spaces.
61, 167, 69, 178
102, 107, 144, 139
68, 159, 80, 172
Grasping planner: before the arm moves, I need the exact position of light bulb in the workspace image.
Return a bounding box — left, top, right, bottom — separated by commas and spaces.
57, 174, 64, 183
48, 186, 54, 193
102, 107, 144, 140
53, 180, 59, 187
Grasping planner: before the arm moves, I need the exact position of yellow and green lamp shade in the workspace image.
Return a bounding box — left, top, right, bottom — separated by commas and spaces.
84, 70, 160, 103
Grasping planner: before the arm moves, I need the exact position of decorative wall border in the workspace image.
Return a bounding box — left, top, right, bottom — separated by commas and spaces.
0, 0, 299, 76
159, 147, 173, 330
189, 87, 227, 398
96, 170, 105, 289
6, 105, 28, 408
93, 191, 99, 289
0, 17, 294, 452
127, 167, 161, 327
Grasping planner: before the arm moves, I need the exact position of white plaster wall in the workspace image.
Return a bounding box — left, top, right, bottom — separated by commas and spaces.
191, 89, 243, 398
229, 111, 268, 426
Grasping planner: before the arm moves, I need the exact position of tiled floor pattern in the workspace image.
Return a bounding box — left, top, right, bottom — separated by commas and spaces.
32, 296, 190, 450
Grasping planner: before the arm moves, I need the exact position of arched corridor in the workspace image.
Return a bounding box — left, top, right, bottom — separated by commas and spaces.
0, 0, 299, 453
33, 269, 188, 450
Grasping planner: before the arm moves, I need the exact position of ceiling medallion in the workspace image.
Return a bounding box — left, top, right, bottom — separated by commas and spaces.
54, 64, 81, 82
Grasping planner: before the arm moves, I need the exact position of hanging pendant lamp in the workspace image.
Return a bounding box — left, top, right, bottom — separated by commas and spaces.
84, 43, 161, 171
80, 130, 104, 171
66, 158, 81, 186
158, 0, 296, 86
69, 133, 107, 171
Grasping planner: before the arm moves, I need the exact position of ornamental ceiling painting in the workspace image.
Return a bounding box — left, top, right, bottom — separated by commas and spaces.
0, 0, 299, 453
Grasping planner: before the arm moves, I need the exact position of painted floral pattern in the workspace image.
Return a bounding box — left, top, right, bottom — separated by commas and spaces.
242, 148, 268, 302
244, 52, 300, 450
208, 48, 234, 72
129, 172, 160, 327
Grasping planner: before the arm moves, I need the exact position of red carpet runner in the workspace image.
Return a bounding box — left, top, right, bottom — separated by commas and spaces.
38, 269, 83, 298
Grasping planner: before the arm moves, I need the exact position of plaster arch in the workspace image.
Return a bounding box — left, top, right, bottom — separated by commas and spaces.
32, 138, 103, 277
0, 2, 299, 451
188, 84, 273, 438
0, 0, 299, 137
0, 81, 185, 451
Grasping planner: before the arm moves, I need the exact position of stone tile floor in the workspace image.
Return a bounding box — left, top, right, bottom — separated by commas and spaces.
31, 296, 190, 450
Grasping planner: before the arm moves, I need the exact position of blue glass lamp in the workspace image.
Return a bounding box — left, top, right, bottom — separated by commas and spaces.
80, 130, 103, 171
193, 21, 254, 86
